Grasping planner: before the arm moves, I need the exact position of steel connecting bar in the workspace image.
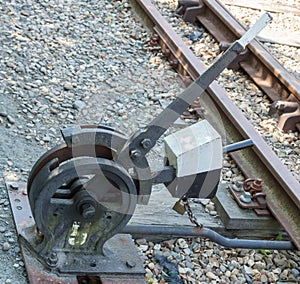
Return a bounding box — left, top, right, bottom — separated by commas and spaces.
223, 139, 254, 154
131, 0, 300, 249
123, 225, 295, 250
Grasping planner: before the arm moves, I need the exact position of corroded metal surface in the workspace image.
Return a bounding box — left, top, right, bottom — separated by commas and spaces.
228, 186, 270, 216
7, 182, 145, 284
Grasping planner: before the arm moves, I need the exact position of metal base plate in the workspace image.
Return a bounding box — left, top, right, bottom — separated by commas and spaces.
7, 182, 145, 284
228, 186, 270, 216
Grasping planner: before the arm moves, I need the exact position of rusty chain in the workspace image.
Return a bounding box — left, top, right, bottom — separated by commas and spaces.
182, 197, 203, 228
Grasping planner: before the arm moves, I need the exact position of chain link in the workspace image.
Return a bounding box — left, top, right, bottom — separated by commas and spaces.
182, 197, 203, 228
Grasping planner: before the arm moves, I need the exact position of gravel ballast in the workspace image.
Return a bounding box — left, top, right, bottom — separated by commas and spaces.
0, 0, 299, 283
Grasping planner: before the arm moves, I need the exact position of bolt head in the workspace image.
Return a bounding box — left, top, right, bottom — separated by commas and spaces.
141, 138, 152, 149
126, 260, 136, 268
9, 182, 19, 190
169, 59, 178, 68
47, 252, 58, 267
130, 149, 142, 160
240, 192, 252, 203
81, 203, 96, 218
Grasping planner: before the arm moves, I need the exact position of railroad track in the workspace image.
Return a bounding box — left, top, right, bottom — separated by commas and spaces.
130, 0, 300, 250
176, 0, 300, 132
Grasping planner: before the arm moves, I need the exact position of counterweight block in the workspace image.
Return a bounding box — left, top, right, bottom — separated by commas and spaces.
164, 120, 222, 198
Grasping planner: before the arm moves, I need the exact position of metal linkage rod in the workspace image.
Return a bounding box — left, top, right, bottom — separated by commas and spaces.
223, 139, 254, 154
123, 224, 295, 250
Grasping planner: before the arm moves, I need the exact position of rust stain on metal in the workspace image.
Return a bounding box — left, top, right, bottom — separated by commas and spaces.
7, 182, 146, 283
269, 96, 300, 131
7, 182, 78, 284
229, 181, 270, 216
7, 182, 35, 235
193, 226, 203, 234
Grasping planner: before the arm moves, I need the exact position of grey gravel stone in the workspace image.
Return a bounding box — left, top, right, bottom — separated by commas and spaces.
153, 243, 161, 250
291, 268, 300, 278
177, 238, 188, 249
260, 274, 268, 283
209, 210, 218, 216
63, 82, 73, 91
73, 100, 86, 110
6, 115, 15, 124
220, 264, 227, 273
206, 204, 215, 212
206, 271, 217, 280
200, 199, 210, 206
136, 238, 147, 245
245, 274, 252, 284
42, 136, 51, 142
0, 110, 8, 117
2, 242, 10, 251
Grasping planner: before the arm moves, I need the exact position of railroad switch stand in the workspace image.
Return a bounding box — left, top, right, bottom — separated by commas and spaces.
7, 14, 272, 283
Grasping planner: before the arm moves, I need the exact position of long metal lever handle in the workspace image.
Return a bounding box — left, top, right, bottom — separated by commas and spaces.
238, 13, 272, 48
118, 13, 272, 164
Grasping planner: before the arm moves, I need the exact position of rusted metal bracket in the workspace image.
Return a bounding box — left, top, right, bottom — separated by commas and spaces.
219, 42, 249, 71
175, 0, 200, 19
229, 178, 270, 216
176, 0, 205, 24
269, 95, 300, 131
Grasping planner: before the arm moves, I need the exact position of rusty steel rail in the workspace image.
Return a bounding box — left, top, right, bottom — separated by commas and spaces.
176, 0, 300, 131
131, 0, 300, 249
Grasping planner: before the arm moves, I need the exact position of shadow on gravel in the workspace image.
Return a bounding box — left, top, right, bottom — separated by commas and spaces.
154, 254, 184, 284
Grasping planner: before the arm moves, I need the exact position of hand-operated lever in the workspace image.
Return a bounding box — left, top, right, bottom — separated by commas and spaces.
118, 13, 272, 165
